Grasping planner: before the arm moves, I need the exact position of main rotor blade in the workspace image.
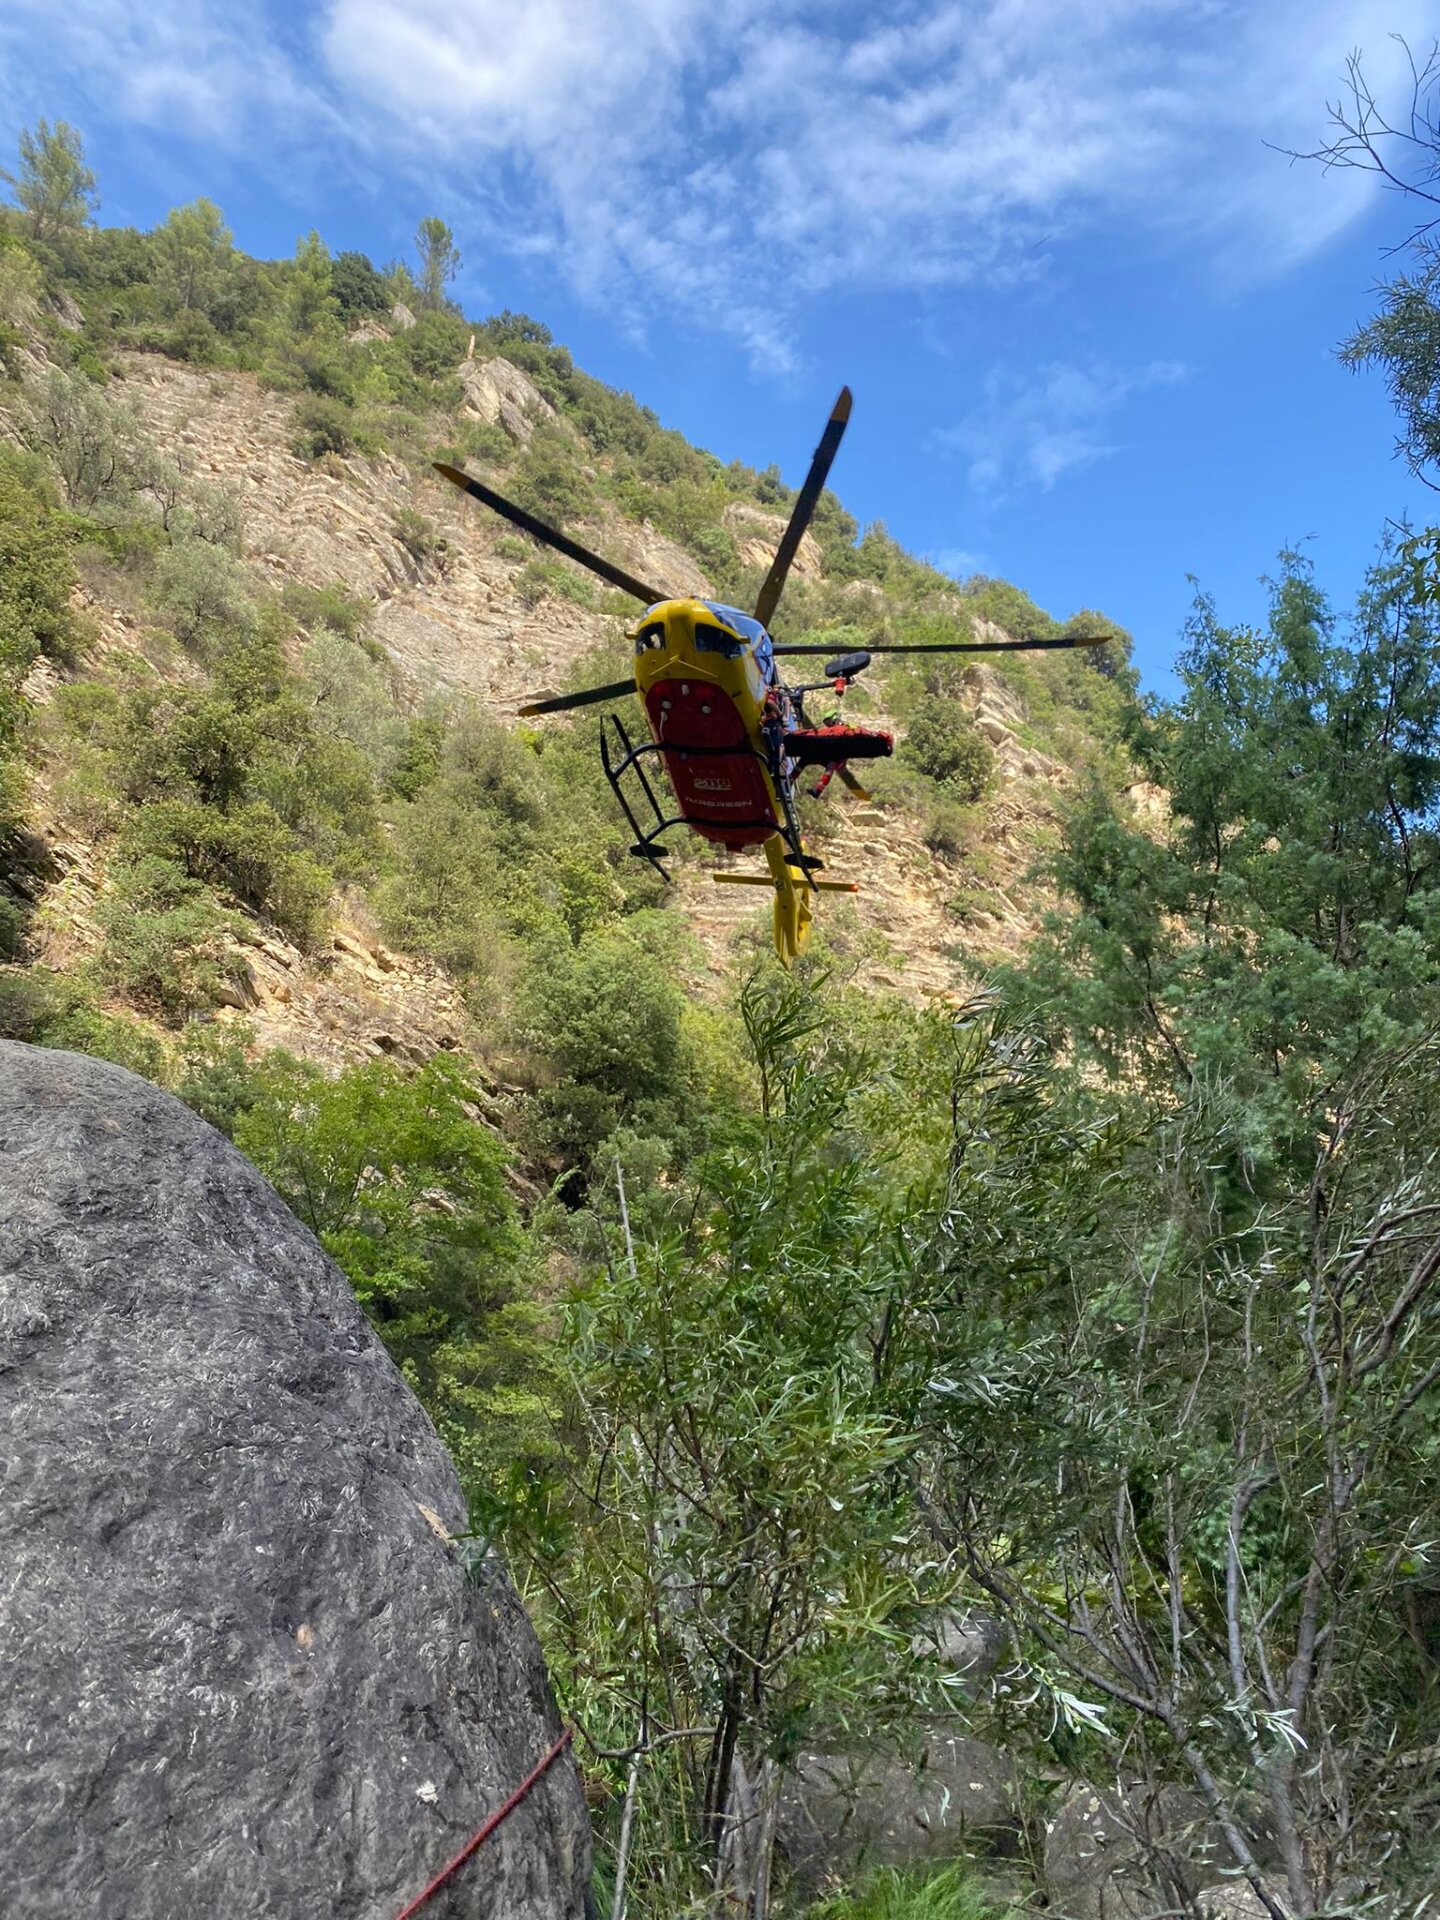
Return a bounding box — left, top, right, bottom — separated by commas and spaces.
434, 463, 666, 606
517, 678, 635, 717
753, 387, 852, 632
774, 634, 1113, 656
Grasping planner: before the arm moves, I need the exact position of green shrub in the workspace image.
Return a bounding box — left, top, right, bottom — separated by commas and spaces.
162, 308, 220, 363
122, 798, 332, 945
514, 555, 596, 608
516, 920, 687, 1164
252, 727, 381, 882
432, 419, 512, 468
900, 705, 995, 799
0, 240, 42, 327
331, 250, 389, 320
0, 893, 23, 957
403, 308, 467, 380
685, 520, 738, 584
510, 430, 595, 528
159, 1022, 264, 1133
20, 364, 140, 513
291, 394, 356, 461
96, 852, 240, 1021
387, 713, 445, 801
281, 579, 373, 644
959, 574, 1059, 643
806, 1864, 1019, 1920
0, 448, 77, 676
391, 506, 447, 569
233, 1051, 557, 1508
147, 537, 253, 653
0, 965, 166, 1077
117, 688, 261, 811
920, 793, 989, 860
299, 629, 408, 782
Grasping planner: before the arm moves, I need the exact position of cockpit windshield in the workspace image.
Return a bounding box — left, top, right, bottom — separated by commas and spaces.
693, 622, 743, 658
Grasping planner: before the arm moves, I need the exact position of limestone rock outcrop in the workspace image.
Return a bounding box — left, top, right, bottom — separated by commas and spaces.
0, 1041, 589, 1918
723, 499, 823, 581
459, 358, 558, 445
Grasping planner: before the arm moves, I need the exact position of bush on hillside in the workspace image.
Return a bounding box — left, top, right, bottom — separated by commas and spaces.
514, 555, 595, 608
121, 798, 331, 946
147, 537, 253, 653
96, 852, 241, 1021
281, 579, 374, 645
900, 705, 995, 799
517, 921, 688, 1165
21, 365, 139, 514
0, 965, 165, 1078
232, 1051, 558, 1508
510, 430, 595, 528
0, 448, 77, 676
330, 250, 388, 321
290, 394, 356, 461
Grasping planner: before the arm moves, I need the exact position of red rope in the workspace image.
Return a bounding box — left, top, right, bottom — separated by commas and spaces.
391, 1724, 575, 1920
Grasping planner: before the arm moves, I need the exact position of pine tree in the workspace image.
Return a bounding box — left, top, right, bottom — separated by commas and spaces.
414, 216, 460, 310
1, 120, 97, 244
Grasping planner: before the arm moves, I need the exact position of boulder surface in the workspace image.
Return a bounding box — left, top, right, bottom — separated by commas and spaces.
0, 1040, 589, 1918
778, 1726, 1021, 1892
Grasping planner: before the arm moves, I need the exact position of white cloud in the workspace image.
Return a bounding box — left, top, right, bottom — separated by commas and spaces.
934, 546, 989, 579
937, 357, 1188, 496
0, 0, 1432, 352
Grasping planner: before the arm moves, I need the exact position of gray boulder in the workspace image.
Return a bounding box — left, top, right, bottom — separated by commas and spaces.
0, 1040, 589, 1918
1044, 1781, 1248, 1920
778, 1726, 1020, 1893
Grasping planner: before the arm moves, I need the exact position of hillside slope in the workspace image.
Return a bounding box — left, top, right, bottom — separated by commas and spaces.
0, 210, 1137, 1093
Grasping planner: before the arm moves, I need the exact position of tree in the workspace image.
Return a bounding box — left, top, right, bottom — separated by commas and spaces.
281, 231, 337, 336
330, 249, 388, 320
529, 980, 958, 1916
1294, 46, 1440, 493
1, 119, 97, 244
1006, 549, 1440, 1169
22, 365, 133, 510
414, 215, 460, 310
899, 702, 995, 797
152, 198, 233, 316
911, 1017, 1440, 1918
147, 538, 255, 653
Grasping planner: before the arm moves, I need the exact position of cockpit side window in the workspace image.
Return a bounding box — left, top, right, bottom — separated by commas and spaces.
634, 621, 666, 653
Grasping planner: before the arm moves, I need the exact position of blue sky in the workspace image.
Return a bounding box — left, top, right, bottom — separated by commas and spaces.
2, 0, 1438, 689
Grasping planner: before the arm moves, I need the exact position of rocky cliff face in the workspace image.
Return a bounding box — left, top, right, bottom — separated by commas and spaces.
116, 354, 708, 711
0, 1040, 590, 1917
9, 343, 1084, 1059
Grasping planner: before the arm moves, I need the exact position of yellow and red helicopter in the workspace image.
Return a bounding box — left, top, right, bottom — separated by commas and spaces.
436, 389, 1105, 964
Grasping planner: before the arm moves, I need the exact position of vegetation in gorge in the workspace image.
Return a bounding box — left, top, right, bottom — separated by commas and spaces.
2, 114, 1439, 1919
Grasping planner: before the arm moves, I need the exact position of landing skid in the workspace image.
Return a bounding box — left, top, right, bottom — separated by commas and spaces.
598, 712, 856, 966
599, 711, 816, 880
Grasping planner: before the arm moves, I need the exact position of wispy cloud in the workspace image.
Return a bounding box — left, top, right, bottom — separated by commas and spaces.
0, 0, 1432, 357
937, 358, 1188, 497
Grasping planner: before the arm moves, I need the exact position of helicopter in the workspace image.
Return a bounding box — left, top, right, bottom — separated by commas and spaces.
435, 388, 1107, 965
